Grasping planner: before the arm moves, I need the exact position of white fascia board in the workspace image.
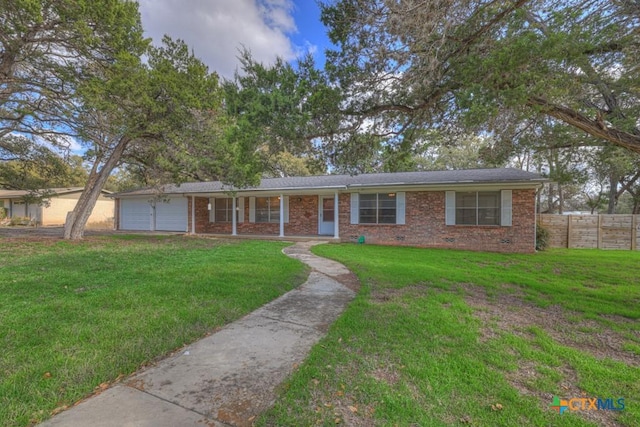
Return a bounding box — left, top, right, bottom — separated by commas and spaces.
344, 181, 545, 193
114, 180, 545, 198
189, 186, 348, 198
115, 193, 187, 199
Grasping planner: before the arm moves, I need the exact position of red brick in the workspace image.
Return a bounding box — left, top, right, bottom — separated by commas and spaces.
190, 190, 537, 253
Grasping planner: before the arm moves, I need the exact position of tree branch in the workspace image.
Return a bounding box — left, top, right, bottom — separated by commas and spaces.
527, 96, 640, 154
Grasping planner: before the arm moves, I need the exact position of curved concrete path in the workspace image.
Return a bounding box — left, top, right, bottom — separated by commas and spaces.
40, 241, 355, 427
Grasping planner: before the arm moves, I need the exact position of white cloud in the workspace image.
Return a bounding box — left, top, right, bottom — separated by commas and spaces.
58, 134, 84, 155
41, 134, 84, 155
295, 40, 318, 58
9, 132, 84, 156
138, 0, 299, 79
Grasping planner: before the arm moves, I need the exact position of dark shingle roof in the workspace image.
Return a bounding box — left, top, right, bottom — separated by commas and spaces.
114, 168, 544, 197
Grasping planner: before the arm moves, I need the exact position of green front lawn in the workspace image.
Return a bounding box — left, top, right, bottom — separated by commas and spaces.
259, 245, 640, 426
0, 236, 307, 427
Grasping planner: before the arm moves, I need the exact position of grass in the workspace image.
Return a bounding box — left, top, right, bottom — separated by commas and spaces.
0, 235, 307, 427
259, 245, 640, 426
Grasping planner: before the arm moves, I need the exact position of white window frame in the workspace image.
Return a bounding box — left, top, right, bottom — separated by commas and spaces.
209, 197, 244, 224
255, 196, 281, 223
446, 190, 512, 227
214, 198, 234, 223
350, 192, 405, 225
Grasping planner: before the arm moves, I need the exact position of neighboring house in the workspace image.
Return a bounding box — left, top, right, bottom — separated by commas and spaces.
113, 168, 545, 253
0, 187, 115, 227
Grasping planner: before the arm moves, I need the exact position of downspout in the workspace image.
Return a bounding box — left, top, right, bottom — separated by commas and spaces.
535, 184, 542, 251
535, 192, 538, 251
232, 196, 237, 236
279, 193, 284, 237
333, 191, 339, 239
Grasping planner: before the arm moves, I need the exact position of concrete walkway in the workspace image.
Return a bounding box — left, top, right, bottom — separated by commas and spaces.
40, 242, 355, 427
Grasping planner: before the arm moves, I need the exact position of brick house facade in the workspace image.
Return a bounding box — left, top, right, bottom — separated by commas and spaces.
114, 169, 544, 253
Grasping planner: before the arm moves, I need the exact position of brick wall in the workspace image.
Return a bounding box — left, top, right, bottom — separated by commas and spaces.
190, 189, 537, 253
337, 190, 536, 253
286, 195, 319, 235
194, 195, 321, 236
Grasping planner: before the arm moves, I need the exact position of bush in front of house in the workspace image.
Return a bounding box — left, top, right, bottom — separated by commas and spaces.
536, 223, 550, 251
9, 216, 33, 226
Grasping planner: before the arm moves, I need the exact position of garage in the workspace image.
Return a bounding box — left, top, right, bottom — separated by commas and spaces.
119, 197, 188, 232
119, 199, 152, 231
154, 198, 188, 231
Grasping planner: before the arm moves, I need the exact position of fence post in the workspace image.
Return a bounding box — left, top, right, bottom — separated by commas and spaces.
567, 214, 572, 248
597, 214, 602, 249
633, 215, 638, 251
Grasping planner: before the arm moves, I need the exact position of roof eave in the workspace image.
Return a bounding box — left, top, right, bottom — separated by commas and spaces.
346, 179, 547, 190
111, 179, 546, 198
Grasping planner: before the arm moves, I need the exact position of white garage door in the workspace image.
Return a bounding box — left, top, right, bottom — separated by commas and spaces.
120, 199, 152, 231
154, 198, 188, 231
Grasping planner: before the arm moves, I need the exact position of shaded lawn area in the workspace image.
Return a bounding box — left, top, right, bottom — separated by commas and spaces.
259, 245, 640, 427
0, 236, 307, 427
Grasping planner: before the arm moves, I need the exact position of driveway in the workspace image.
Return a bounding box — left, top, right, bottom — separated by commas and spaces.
0, 227, 177, 239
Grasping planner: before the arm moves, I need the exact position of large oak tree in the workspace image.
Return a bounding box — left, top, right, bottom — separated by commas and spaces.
2, 1, 254, 239
319, 0, 640, 154
0, 0, 144, 141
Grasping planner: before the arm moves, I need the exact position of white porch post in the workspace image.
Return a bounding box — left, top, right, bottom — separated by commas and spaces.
279, 193, 285, 237
191, 195, 195, 234
232, 196, 237, 236
333, 191, 339, 239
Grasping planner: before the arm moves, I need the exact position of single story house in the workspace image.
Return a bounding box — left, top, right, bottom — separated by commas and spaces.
113, 168, 545, 253
0, 187, 115, 227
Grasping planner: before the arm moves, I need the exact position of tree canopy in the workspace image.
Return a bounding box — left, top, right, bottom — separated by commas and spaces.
62, 36, 238, 239
0, 0, 145, 140
1, 1, 256, 239
222, 51, 335, 177
319, 0, 640, 154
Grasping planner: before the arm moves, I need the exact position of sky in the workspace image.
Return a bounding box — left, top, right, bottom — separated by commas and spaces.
137, 0, 331, 80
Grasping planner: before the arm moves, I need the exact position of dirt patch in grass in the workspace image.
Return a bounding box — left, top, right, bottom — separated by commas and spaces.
0, 226, 64, 239
0, 226, 184, 240
369, 366, 401, 386
507, 362, 622, 427
462, 283, 634, 427
311, 397, 376, 427
333, 402, 376, 427
370, 284, 430, 304
461, 284, 639, 367
333, 272, 362, 293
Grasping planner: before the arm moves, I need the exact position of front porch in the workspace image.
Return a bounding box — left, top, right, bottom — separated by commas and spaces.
187, 192, 343, 239
191, 233, 337, 243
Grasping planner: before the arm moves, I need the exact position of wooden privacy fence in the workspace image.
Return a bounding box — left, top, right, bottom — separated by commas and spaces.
538, 214, 640, 250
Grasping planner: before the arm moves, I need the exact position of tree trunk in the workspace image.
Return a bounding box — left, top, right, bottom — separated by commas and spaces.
607, 174, 617, 214
558, 183, 564, 214
527, 96, 640, 154
547, 182, 556, 213
64, 136, 129, 240
629, 190, 640, 215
